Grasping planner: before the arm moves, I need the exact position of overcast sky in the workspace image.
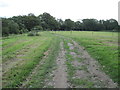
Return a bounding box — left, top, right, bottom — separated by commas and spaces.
0, 0, 119, 21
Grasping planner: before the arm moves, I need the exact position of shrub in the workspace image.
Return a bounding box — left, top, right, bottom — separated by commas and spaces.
36, 33, 40, 36
27, 31, 40, 36
27, 32, 35, 36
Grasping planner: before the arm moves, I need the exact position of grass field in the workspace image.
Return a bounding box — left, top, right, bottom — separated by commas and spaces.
55, 31, 119, 83
2, 31, 119, 88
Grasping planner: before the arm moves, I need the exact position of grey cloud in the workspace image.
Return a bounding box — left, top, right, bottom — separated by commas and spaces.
0, 1, 9, 7
118, 1, 120, 25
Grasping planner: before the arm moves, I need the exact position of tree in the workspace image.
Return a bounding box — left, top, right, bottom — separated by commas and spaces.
8, 20, 19, 34
11, 16, 25, 30
82, 19, 100, 31
2, 18, 10, 36
103, 19, 118, 31
74, 21, 82, 30
2, 12, 120, 36
63, 19, 74, 30
2, 18, 19, 36
22, 13, 40, 31
38, 12, 59, 30
57, 19, 64, 30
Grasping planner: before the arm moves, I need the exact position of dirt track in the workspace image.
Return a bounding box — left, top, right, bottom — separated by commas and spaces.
53, 42, 68, 88
69, 40, 117, 88
50, 35, 117, 88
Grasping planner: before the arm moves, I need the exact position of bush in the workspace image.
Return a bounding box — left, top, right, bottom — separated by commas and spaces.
33, 26, 43, 31
36, 33, 40, 36
27, 31, 40, 36
27, 32, 35, 36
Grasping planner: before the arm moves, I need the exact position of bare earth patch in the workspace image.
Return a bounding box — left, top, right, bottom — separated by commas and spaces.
71, 40, 118, 88
68, 43, 74, 50
75, 70, 90, 79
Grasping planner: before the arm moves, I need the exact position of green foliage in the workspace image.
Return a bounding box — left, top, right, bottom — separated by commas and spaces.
2, 12, 119, 36
64, 19, 74, 30
2, 18, 19, 36
21, 13, 40, 31
19, 29, 28, 34
38, 12, 59, 30
33, 25, 43, 31
27, 32, 34, 36
27, 31, 40, 36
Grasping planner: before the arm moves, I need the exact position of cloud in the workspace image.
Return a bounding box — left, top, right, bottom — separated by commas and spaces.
0, 0, 119, 21
0, 1, 9, 7
118, 1, 120, 25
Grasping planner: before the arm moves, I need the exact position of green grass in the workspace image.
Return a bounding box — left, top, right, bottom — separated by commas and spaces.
2, 31, 119, 88
71, 78, 94, 88
2, 34, 44, 62
2, 32, 55, 88
24, 36, 61, 88
56, 31, 119, 84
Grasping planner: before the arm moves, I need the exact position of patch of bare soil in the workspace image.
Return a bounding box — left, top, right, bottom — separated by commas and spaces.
69, 40, 118, 88
52, 42, 69, 88
68, 43, 74, 50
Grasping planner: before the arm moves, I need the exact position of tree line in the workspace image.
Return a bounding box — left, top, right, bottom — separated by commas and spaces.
2, 12, 120, 36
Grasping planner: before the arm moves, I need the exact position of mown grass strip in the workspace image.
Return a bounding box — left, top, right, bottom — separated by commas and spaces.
2, 35, 46, 63
2, 34, 27, 48
2, 33, 53, 88
24, 35, 61, 88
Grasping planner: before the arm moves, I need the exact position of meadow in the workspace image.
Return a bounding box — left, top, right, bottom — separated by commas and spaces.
2, 31, 119, 88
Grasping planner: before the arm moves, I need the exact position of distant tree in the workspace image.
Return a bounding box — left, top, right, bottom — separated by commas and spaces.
2, 18, 10, 36
21, 13, 40, 31
8, 20, 19, 34
57, 19, 64, 30
63, 19, 74, 30
82, 19, 100, 31
11, 16, 25, 30
103, 19, 118, 31
2, 12, 120, 36
74, 21, 82, 30
38, 12, 59, 30
118, 25, 120, 31
98, 20, 105, 30
2, 18, 19, 36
